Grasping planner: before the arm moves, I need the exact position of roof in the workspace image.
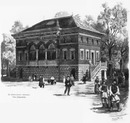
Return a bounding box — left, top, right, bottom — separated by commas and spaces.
22, 15, 103, 34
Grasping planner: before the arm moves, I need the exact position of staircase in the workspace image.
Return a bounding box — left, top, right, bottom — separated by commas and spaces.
91, 61, 107, 82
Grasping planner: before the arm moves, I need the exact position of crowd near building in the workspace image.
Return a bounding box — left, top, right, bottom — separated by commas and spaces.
13, 16, 107, 81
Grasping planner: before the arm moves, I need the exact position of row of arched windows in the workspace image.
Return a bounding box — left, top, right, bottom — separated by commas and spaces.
29, 43, 56, 61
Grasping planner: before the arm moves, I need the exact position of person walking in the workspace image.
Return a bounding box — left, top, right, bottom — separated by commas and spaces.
70, 74, 75, 86
63, 76, 66, 83
64, 76, 72, 96
94, 76, 100, 94
39, 75, 45, 88
50, 76, 55, 85
82, 74, 86, 84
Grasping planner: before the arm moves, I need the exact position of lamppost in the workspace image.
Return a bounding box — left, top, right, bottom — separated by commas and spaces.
56, 22, 62, 82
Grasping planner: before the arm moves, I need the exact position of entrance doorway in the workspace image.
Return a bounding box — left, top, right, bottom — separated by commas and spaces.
91, 52, 94, 65
101, 70, 104, 80
70, 68, 76, 78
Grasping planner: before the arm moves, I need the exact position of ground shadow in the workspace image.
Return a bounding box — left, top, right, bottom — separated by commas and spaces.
53, 94, 66, 96
77, 83, 85, 85
91, 107, 111, 113
75, 91, 95, 96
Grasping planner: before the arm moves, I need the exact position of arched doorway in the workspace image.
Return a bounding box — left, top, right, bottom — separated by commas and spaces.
70, 68, 76, 79
101, 70, 104, 80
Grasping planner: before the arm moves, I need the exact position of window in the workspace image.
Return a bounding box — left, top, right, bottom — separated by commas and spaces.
25, 53, 28, 61
18, 52, 23, 61
86, 50, 89, 60
81, 37, 83, 43
92, 39, 94, 45
38, 44, 45, 60
63, 49, 67, 60
97, 40, 98, 45
80, 49, 84, 60
91, 51, 95, 65
86, 37, 89, 44
29, 45, 36, 61
47, 43, 56, 60
96, 51, 99, 61
70, 49, 75, 60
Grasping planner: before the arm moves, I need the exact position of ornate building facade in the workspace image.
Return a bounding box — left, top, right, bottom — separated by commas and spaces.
13, 16, 105, 81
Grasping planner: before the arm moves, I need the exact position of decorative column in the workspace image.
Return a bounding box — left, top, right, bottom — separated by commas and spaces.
45, 49, 47, 60
26, 45, 29, 65
44, 49, 47, 67
36, 49, 38, 65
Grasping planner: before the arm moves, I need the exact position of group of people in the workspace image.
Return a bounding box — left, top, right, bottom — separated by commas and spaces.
94, 76, 121, 111
38, 75, 56, 88
32, 74, 75, 96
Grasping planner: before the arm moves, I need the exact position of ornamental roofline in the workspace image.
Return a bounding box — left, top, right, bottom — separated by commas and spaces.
12, 15, 105, 38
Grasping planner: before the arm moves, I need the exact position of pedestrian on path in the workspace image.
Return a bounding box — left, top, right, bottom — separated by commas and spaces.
82, 74, 86, 84
64, 76, 72, 96
94, 76, 100, 94
63, 76, 66, 83
39, 75, 45, 88
50, 76, 55, 85
70, 74, 75, 86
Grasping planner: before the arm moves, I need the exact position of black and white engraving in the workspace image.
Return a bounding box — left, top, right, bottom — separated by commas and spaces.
0, 0, 129, 123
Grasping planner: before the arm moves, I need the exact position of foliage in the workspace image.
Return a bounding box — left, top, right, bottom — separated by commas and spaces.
10, 21, 29, 34
83, 15, 95, 27
1, 21, 28, 76
97, 3, 127, 74
1, 34, 16, 69
54, 11, 70, 18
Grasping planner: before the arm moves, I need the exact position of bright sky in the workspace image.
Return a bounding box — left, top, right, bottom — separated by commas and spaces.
0, 0, 129, 42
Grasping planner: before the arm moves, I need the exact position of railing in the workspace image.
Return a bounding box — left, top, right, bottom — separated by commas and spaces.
91, 61, 101, 79
101, 61, 107, 67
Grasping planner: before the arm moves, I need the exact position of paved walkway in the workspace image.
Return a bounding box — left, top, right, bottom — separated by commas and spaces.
0, 81, 128, 123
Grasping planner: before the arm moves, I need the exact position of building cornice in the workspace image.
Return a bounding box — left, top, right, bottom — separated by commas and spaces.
78, 33, 101, 39
12, 27, 78, 39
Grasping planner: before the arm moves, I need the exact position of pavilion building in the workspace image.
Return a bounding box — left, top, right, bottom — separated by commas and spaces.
13, 16, 107, 81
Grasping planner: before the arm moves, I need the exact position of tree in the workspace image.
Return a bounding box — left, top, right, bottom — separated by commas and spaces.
97, 3, 127, 77
1, 34, 16, 77
83, 15, 95, 27
117, 37, 128, 72
1, 21, 29, 77
10, 21, 29, 34
54, 11, 70, 18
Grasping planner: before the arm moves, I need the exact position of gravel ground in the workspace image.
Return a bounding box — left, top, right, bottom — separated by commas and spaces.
0, 81, 129, 123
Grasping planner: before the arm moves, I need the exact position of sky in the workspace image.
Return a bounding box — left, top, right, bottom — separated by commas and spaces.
0, 0, 129, 42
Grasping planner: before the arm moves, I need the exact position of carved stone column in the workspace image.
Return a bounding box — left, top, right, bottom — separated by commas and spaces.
36, 49, 38, 65
45, 49, 47, 60
27, 51, 29, 65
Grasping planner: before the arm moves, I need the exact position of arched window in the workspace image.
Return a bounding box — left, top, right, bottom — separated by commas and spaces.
62, 49, 68, 60
38, 44, 45, 60
29, 45, 36, 61
70, 48, 75, 60
47, 43, 56, 60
